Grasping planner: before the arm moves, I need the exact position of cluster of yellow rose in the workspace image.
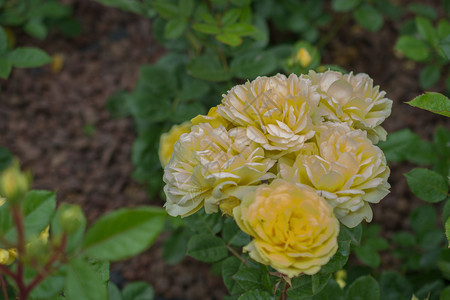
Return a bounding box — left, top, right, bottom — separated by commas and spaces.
162, 70, 392, 277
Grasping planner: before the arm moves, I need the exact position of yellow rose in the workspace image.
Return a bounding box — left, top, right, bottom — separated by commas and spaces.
233, 179, 339, 277
0, 248, 17, 265
163, 123, 275, 217
191, 106, 232, 129
306, 70, 392, 143
159, 121, 192, 167
217, 74, 320, 157
280, 122, 390, 228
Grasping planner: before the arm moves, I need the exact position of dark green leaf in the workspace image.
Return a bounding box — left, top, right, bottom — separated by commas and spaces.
187, 233, 228, 263
405, 168, 448, 203
28, 268, 66, 299
439, 34, 450, 60
122, 281, 154, 300
230, 50, 277, 79
444, 199, 450, 224
415, 280, 444, 300
82, 207, 166, 261
312, 279, 343, 300
106, 91, 131, 119
162, 229, 188, 265
152, 1, 179, 18
287, 274, 331, 299
407, 4, 437, 20
179, 75, 210, 101
446, 217, 450, 246
24, 19, 47, 40
340, 224, 362, 246
222, 218, 251, 247
345, 275, 380, 300
179, 0, 194, 17
0, 58, 12, 79
164, 18, 187, 40
187, 53, 231, 82
65, 258, 107, 300
232, 267, 263, 291
354, 5, 383, 32
223, 23, 255, 36
419, 65, 440, 89
416, 16, 438, 46
0, 147, 13, 171
108, 282, 123, 300
441, 286, 450, 300
95, 0, 146, 15
0, 27, 7, 52
378, 129, 420, 162
392, 232, 416, 247
395, 36, 430, 61
238, 290, 274, 300
183, 208, 223, 234
419, 228, 444, 250
379, 271, 413, 300
222, 256, 244, 295
192, 23, 221, 34
332, 0, 361, 12
438, 20, 450, 40
7, 47, 52, 68
222, 9, 241, 27
354, 245, 380, 268
410, 205, 437, 236
88, 259, 110, 283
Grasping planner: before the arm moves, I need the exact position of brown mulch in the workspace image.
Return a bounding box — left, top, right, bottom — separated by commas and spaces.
0, 1, 449, 299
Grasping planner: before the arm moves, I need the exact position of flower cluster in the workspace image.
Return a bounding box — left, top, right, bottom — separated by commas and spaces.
162, 71, 392, 277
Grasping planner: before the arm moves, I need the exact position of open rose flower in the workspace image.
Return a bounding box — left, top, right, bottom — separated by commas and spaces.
217, 74, 320, 157
306, 70, 392, 143
280, 123, 390, 228
233, 179, 339, 277
159, 121, 192, 167
163, 123, 275, 217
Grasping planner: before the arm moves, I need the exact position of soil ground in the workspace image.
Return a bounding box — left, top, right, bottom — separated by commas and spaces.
0, 1, 449, 299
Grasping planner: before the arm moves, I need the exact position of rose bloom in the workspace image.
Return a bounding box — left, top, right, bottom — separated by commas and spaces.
233, 179, 339, 277
217, 74, 320, 157
280, 123, 390, 228
159, 121, 192, 167
163, 123, 275, 217
306, 70, 392, 143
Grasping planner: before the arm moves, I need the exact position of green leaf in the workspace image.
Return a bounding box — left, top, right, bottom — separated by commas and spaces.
444, 199, 450, 224
419, 65, 440, 89
320, 226, 351, 273
187, 53, 231, 82
27, 267, 66, 299
0, 146, 13, 171
216, 33, 242, 46
232, 267, 263, 291
438, 20, 450, 40
222, 218, 251, 247
312, 279, 344, 300
108, 282, 123, 300
106, 91, 131, 119
162, 229, 188, 265
446, 217, 450, 246
405, 168, 448, 203
179, 0, 194, 17
392, 232, 416, 247
354, 4, 384, 32
95, 0, 145, 15
222, 9, 241, 27
379, 271, 413, 300
0, 27, 7, 52
395, 36, 430, 61
287, 274, 331, 299
223, 23, 255, 36
164, 18, 187, 39
187, 233, 228, 263
88, 259, 110, 283
65, 258, 107, 300
7, 47, 52, 68
332, 0, 361, 12
222, 256, 244, 295
192, 23, 221, 34
340, 223, 362, 246
354, 245, 381, 268
378, 129, 418, 162
410, 205, 437, 236
152, 1, 179, 18
345, 275, 380, 300
439, 34, 450, 60
407, 4, 437, 20
179, 75, 210, 101
441, 286, 450, 300
122, 281, 154, 300
82, 207, 166, 261
416, 16, 438, 46
0, 57, 11, 79
24, 19, 48, 40
230, 50, 277, 79
238, 290, 274, 300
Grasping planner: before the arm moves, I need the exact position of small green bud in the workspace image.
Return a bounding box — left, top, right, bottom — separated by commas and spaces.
0, 161, 30, 203
58, 204, 85, 234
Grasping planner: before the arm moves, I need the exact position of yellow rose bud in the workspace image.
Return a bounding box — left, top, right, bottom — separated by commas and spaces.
0, 248, 15, 265
159, 122, 192, 167
335, 270, 347, 288
0, 162, 30, 203
58, 204, 85, 234
296, 48, 312, 67
233, 179, 339, 277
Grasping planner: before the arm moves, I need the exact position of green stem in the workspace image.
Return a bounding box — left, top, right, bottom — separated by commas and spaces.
226, 244, 249, 266
280, 281, 288, 300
